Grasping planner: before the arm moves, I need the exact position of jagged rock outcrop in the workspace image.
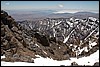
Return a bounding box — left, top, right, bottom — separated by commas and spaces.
1, 10, 35, 62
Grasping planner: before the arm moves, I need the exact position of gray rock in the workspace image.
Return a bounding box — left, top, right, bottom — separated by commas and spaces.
93, 62, 99, 66
71, 62, 78, 66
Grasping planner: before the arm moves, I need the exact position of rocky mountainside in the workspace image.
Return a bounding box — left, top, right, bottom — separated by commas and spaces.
1, 10, 36, 62
1, 10, 99, 64
18, 16, 99, 58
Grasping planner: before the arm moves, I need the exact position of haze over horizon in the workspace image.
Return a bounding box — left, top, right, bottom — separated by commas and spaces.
1, 1, 99, 13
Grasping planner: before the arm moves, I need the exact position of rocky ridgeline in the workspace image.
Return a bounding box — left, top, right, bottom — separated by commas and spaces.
1, 10, 99, 64
1, 10, 35, 62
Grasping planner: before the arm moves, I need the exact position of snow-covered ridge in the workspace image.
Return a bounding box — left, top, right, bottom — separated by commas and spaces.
18, 16, 99, 60
53, 10, 99, 14
53, 10, 79, 14
19, 16, 99, 44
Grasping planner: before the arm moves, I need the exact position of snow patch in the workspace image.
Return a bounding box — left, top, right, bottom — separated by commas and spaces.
43, 50, 47, 55
53, 10, 79, 14
89, 17, 97, 21
35, 44, 40, 48
89, 42, 97, 49
55, 21, 62, 26
63, 29, 74, 43
59, 47, 61, 49
1, 56, 5, 59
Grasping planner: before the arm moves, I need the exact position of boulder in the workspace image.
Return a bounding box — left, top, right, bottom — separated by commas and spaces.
11, 26, 18, 32
93, 62, 99, 66
71, 62, 78, 66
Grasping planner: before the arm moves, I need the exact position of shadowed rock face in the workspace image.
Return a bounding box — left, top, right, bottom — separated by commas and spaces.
34, 33, 50, 46
1, 10, 99, 64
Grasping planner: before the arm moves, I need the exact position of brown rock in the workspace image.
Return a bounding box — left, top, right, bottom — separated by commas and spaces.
11, 26, 18, 32
14, 32, 23, 41
17, 30, 22, 34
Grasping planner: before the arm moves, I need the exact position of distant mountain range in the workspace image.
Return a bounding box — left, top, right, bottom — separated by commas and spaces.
5, 10, 99, 21
47, 11, 99, 19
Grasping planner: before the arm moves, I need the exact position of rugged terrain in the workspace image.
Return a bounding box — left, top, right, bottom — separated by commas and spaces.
1, 10, 99, 66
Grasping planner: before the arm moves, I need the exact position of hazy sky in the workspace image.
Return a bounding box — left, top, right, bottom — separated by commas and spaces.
1, 1, 99, 12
